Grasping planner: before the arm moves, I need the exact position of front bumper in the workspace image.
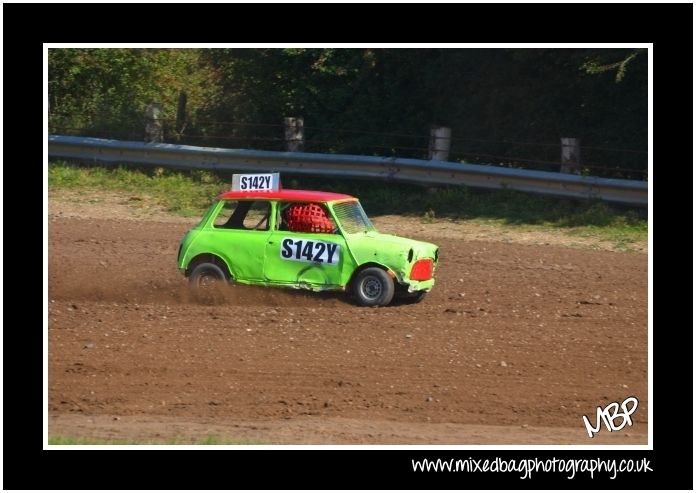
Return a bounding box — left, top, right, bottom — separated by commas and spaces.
400, 277, 435, 293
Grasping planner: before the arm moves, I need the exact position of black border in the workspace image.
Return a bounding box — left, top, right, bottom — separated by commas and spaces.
4, 2, 692, 490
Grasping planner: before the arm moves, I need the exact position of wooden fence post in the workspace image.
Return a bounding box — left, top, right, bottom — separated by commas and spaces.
175, 91, 187, 135
560, 137, 581, 174
284, 117, 304, 151
144, 102, 164, 143
428, 126, 451, 161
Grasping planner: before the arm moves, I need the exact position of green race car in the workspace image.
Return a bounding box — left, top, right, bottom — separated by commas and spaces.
177, 173, 439, 306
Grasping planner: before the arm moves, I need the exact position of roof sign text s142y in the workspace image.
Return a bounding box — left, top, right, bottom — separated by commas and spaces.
232, 173, 281, 192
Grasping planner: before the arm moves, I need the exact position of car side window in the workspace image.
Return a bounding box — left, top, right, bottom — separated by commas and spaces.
214, 200, 270, 230
279, 202, 337, 234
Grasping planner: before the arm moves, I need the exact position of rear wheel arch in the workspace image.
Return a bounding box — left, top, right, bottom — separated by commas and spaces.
186, 254, 234, 280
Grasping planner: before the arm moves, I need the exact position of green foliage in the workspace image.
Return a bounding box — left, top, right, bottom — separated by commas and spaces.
49, 48, 218, 140
49, 161, 227, 216
49, 48, 647, 177
49, 162, 646, 247
581, 49, 646, 83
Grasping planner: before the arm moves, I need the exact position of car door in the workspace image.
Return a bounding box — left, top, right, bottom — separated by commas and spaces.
263, 202, 350, 288
207, 200, 272, 281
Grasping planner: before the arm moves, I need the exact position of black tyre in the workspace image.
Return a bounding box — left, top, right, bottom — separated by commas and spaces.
188, 262, 229, 301
352, 267, 395, 307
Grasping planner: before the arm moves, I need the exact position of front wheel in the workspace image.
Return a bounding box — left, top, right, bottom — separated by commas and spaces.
352, 267, 395, 307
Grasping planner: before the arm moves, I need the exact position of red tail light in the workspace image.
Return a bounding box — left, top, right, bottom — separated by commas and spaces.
410, 259, 433, 281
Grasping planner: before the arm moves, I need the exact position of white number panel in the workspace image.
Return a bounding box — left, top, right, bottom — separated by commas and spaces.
280, 238, 340, 265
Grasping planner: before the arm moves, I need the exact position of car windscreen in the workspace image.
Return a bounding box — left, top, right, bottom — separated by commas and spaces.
332, 200, 375, 234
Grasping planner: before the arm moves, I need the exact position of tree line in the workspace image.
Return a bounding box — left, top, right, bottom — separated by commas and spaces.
48, 48, 647, 179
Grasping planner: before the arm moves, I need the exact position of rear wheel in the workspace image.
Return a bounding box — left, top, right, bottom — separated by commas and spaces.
352, 267, 395, 307
189, 262, 229, 301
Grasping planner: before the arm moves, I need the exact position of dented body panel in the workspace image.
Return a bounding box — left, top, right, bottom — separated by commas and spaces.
340, 231, 438, 292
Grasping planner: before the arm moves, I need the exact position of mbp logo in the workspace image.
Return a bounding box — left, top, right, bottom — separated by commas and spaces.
582, 396, 639, 438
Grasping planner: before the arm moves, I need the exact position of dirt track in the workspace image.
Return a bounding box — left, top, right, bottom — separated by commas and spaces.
48, 203, 648, 444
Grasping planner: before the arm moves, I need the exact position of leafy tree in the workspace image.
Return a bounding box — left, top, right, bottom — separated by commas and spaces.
49, 47, 647, 177
49, 48, 218, 140
581, 48, 647, 82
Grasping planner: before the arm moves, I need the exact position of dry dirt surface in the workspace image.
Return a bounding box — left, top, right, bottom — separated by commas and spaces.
48, 199, 648, 445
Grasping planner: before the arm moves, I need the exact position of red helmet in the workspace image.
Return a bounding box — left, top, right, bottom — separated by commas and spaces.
283, 203, 335, 233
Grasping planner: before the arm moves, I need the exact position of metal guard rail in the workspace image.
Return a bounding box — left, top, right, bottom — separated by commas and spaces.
48, 136, 648, 206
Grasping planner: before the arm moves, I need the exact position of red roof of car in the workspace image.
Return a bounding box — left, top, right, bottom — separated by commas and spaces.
218, 189, 356, 202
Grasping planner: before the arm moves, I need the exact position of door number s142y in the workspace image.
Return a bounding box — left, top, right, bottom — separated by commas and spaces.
280, 238, 340, 265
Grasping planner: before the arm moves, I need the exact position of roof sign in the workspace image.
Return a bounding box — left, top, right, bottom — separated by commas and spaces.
232, 173, 281, 192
